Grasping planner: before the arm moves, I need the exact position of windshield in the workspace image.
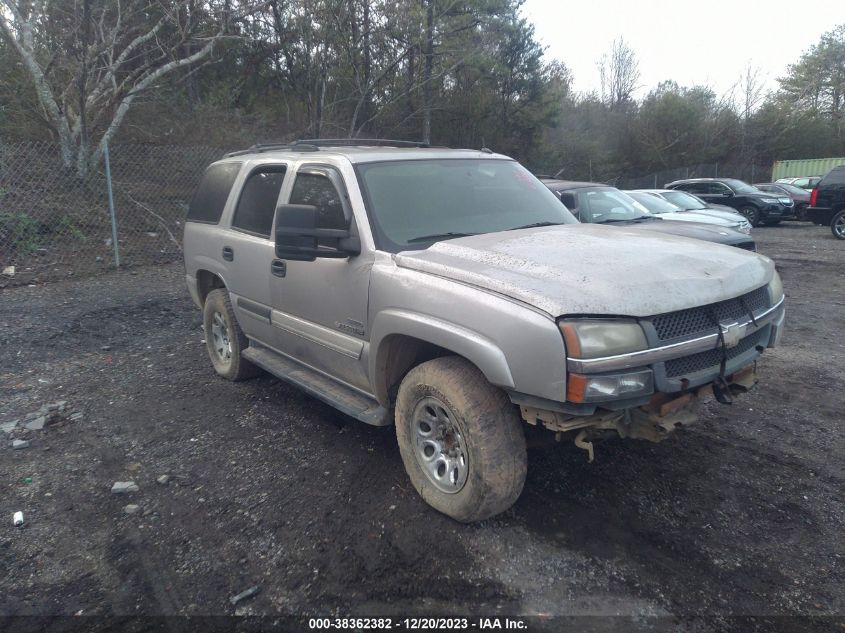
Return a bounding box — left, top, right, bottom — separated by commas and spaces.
356, 159, 577, 251
626, 192, 681, 214
575, 187, 652, 223
661, 190, 707, 210
721, 179, 760, 194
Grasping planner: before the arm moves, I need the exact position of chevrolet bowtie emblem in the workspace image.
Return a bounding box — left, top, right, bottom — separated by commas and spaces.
720, 322, 745, 348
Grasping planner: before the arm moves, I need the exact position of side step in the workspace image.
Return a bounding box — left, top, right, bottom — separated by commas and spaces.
242, 344, 392, 426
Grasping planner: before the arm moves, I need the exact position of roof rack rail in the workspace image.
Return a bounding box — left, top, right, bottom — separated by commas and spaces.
224, 142, 321, 158
293, 138, 430, 148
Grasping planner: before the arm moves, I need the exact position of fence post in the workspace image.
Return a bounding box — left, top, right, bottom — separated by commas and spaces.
103, 141, 120, 269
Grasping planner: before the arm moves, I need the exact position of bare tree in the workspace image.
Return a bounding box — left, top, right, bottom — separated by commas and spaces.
598, 37, 640, 110
0, 0, 263, 177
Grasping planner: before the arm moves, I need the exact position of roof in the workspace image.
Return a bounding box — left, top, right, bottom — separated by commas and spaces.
540, 178, 613, 191
220, 142, 510, 165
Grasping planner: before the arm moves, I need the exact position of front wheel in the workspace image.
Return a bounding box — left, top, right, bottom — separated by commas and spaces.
832, 210, 845, 240
395, 357, 527, 522
739, 206, 761, 226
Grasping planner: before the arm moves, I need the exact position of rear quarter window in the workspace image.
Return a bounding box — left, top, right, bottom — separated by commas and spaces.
187, 162, 242, 224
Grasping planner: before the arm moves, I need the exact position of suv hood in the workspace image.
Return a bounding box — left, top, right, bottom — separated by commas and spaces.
394, 224, 772, 317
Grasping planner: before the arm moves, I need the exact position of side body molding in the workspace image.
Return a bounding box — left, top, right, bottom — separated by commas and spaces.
369, 308, 515, 400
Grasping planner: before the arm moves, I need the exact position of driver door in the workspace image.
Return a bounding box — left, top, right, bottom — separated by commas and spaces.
268, 165, 373, 393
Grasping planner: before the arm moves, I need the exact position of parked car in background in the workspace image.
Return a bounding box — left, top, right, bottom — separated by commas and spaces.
775, 176, 821, 191
806, 165, 845, 240
627, 190, 751, 234
754, 183, 812, 220
542, 180, 756, 250
665, 178, 790, 227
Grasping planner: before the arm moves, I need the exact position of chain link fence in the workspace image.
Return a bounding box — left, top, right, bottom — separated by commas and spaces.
0, 141, 224, 287
610, 162, 774, 190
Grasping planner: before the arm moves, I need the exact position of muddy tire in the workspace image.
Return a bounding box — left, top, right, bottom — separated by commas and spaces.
395, 357, 527, 522
739, 206, 761, 226
202, 288, 259, 381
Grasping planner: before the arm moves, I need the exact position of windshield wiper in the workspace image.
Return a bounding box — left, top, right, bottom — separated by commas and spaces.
407, 231, 477, 243
596, 216, 658, 224
505, 221, 564, 231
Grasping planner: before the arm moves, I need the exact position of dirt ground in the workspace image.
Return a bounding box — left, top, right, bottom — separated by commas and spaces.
1, 222, 843, 631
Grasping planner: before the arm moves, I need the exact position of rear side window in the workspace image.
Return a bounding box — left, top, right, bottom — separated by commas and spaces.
187, 162, 242, 224
289, 172, 347, 229
675, 182, 702, 193
232, 166, 286, 237
823, 167, 845, 185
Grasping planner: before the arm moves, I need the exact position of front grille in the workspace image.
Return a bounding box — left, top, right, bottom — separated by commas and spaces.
651, 285, 769, 341
665, 328, 767, 378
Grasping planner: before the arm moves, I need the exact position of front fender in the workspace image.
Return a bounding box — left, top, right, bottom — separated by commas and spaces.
369, 309, 515, 403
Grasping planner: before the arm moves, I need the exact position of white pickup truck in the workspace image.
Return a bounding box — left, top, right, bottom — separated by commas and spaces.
183, 140, 785, 522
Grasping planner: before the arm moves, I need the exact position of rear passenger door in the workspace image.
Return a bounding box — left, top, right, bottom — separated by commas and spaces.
224, 163, 287, 345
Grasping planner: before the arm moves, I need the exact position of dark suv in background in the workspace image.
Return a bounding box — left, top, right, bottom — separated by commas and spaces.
665, 178, 790, 227
806, 164, 845, 240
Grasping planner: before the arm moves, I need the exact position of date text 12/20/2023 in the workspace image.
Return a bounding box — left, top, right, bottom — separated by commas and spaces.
308, 617, 528, 630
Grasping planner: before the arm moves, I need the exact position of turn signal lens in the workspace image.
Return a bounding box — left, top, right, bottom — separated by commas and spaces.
567, 370, 654, 403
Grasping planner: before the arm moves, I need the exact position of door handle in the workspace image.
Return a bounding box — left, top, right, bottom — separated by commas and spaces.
271, 259, 287, 278
222, 246, 234, 261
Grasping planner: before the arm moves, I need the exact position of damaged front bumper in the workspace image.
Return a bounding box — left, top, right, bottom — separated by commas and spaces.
520, 363, 758, 462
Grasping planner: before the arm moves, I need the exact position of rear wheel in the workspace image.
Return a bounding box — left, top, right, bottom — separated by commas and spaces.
739, 206, 761, 226
395, 357, 527, 522
832, 210, 845, 240
202, 288, 259, 381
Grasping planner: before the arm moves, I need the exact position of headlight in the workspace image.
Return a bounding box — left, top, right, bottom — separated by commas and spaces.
768, 270, 784, 304
737, 222, 752, 234
559, 319, 647, 359
761, 197, 779, 204
567, 370, 654, 403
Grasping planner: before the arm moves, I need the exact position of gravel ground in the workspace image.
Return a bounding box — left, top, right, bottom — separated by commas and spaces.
1, 222, 843, 631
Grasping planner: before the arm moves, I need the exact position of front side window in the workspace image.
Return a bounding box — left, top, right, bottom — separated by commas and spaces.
289, 171, 347, 230
232, 166, 286, 236
356, 159, 577, 252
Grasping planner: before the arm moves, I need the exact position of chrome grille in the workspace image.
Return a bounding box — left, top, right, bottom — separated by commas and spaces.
665, 328, 768, 378
651, 285, 770, 341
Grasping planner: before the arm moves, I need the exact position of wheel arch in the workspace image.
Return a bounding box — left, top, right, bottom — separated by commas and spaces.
370, 310, 515, 407
196, 269, 227, 305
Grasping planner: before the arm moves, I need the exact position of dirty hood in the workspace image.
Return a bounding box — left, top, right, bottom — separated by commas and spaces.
394, 224, 773, 317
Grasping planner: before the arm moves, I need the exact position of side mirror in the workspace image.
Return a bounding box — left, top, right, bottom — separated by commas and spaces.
274, 204, 361, 262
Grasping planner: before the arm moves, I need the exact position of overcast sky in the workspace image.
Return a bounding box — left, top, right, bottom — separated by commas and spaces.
521, 0, 845, 101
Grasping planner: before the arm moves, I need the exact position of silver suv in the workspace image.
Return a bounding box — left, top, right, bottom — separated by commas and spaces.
183, 140, 785, 522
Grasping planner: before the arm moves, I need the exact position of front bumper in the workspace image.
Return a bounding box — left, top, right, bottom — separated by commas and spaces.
759, 204, 788, 221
